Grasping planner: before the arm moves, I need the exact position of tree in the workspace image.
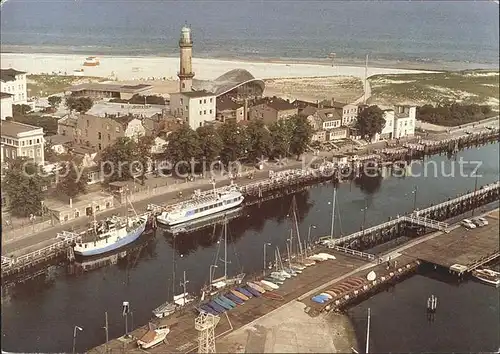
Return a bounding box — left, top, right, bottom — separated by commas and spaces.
13, 115, 58, 136
44, 140, 59, 163
12, 104, 32, 117
218, 120, 248, 165
268, 119, 293, 159
134, 135, 155, 184
2, 158, 46, 217
48, 96, 62, 109
57, 156, 87, 199
354, 105, 386, 141
246, 119, 271, 162
197, 125, 223, 165
164, 125, 201, 175
100, 137, 137, 183
289, 115, 313, 159
65, 96, 94, 114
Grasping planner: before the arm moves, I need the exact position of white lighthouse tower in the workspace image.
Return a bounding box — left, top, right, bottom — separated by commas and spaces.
178, 25, 195, 92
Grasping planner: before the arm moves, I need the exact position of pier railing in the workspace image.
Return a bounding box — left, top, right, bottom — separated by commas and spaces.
401, 215, 449, 232
415, 181, 500, 217
328, 245, 375, 260
2, 231, 82, 272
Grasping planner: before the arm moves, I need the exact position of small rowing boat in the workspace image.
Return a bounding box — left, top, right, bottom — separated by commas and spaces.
247, 282, 266, 293
244, 286, 261, 297
236, 287, 254, 298
208, 300, 226, 313
231, 289, 249, 301
263, 291, 284, 301
260, 279, 279, 289
219, 294, 237, 308
214, 297, 232, 310
225, 292, 244, 305
265, 277, 283, 285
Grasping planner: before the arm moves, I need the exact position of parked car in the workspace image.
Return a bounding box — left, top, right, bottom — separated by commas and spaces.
461, 219, 477, 229
473, 217, 488, 227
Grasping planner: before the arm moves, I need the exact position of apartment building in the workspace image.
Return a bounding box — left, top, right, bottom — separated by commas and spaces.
216, 97, 245, 123
248, 97, 298, 125
57, 113, 146, 150
0, 68, 28, 104
1, 120, 45, 166
1, 92, 14, 120
170, 91, 216, 130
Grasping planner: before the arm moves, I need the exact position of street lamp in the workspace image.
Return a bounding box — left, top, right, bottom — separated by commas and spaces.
72, 325, 83, 354
263, 243, 271, 275
361, 203, 368, 233
122, 301, 130, 338
209, 265, 218, 285
411, 185, 418, 211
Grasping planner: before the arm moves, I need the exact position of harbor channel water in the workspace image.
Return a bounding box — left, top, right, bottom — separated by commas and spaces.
1, 142, 499, 352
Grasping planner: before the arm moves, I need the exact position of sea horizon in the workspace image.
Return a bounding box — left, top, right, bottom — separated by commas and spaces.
1, 1, 498, 71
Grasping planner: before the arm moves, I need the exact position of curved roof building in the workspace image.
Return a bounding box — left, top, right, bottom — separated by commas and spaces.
193, 69, 265, 98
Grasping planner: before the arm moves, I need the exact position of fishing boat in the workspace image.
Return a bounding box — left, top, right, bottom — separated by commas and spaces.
83, 56, 100, 66
262, 291, 284, 301
473, 268, 500, 286
157, 184, 244, 226
137, 323, 169, 349
74, 200, 148, 256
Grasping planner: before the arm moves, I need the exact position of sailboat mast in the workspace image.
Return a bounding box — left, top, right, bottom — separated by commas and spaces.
171, 236, 176, 301
330, 187, 337, 241
224, 220, 228, 279
292, 197, 303, 258
365, 308, 371, 353
182, 271, 188, 306
286, 243, 292, 268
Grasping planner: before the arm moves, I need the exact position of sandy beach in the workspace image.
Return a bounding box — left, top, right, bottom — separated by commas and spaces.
1, 53, 435, 81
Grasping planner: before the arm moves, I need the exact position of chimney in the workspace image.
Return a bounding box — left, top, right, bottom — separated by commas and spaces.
69, 198, 72, 208
331, 97, 335, 107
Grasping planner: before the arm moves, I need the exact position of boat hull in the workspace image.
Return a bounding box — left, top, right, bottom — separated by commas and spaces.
74, 223, 146, 257
157, 198, 244, 226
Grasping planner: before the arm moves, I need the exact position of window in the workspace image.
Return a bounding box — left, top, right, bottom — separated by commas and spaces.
85, 129, 88, 137
87, 120, 90, 127
204, 110, 206, 115
185, 105, 188, 110
98, 143, 102, 150
36, 149, 41, 157
180, 98, 183, 105
203, 99, 206, 104
62, 129, 66, 136
210, 98, 213, 103
199, 111, 202, 115
199, 100, 202, 104
29, 140, 32, 145
36, 139, 40, 143
210, 109, 212, 114
106, 125, 110, 130
29, 150, 33, 157
107, 134, 111, 140
12, 151, 16, 158
199, 122, 202, 127
98, 132, 102, 140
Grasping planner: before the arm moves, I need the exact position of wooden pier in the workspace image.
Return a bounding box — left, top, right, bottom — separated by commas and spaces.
1, 231, 82, 279
401, 209, 499, 275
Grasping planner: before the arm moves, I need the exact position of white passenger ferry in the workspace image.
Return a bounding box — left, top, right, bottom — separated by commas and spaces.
157, 185, 244, 226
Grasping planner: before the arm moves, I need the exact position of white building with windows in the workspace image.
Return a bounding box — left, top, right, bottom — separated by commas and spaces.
1, 92, 14, 120
375, 105, 416, 141
0, 68, 28, 104
170, 91, 216, 130
1, 120, 45, 166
